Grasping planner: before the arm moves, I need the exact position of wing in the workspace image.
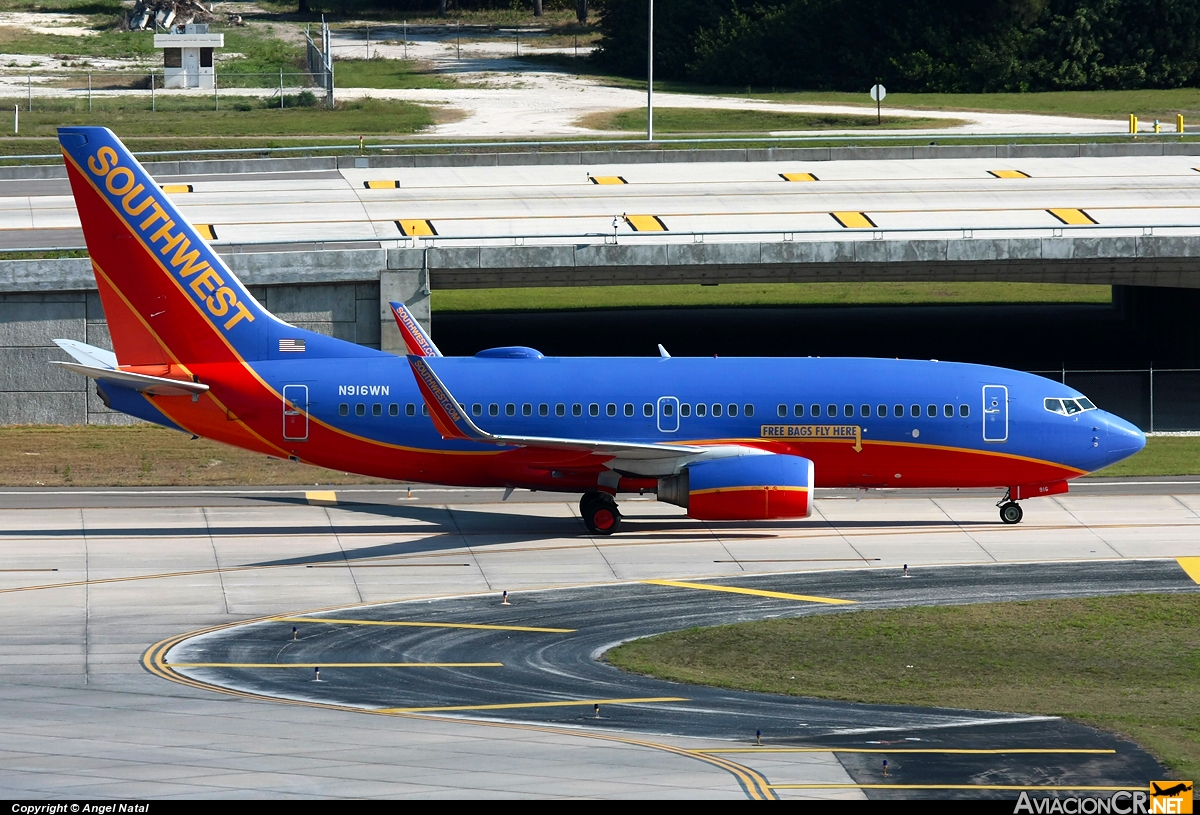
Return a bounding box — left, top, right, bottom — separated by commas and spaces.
405, 354, 766, 475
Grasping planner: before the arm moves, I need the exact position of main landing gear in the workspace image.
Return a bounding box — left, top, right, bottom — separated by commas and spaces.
997, 489, 1024, 525
580, 491, 621, 535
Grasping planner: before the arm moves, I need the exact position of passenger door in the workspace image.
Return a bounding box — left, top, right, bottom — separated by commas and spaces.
283, 384, 309, 441
657, 396, 679, 433
982, 385, 1008, 442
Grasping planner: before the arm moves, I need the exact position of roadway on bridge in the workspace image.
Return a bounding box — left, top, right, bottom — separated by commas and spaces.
5, 154, 1200, 252
0, 484, 1198, 797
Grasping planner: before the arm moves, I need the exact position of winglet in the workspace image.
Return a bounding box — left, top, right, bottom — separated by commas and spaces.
406, 355, 489, 442
390, 302, 441, 357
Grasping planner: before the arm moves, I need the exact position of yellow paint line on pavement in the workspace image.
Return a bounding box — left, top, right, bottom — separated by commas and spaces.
831, 211, 876, 228
1048, 208, 1097, 225
277, 617, 575, 633
170, 662, 502, 668
698, 748, 1115, 755
641, 579, 854, 604
396, 219, 437, 236
378, 696, 686, 714
769, 784, 1131, 791
589, 175, 627, 184
305, 490, 337, 505
624, 214, 668, 232
363, 180, 400, 189
780, 172, 818, 182
1177, 557, 1200, 584
196, 224, 218, 240
988, 170, 1029, 178
160, 183, 194, 193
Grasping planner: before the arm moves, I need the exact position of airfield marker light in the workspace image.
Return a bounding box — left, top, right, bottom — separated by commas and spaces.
406, 487, 413, 499
594, 704, 600, 718
756, 729, 762, 745
502, 590, 510, 605
292, 626, 298, 640
314, 667, 321, 681
903, 564, 909, 577
883, 759, 888, 777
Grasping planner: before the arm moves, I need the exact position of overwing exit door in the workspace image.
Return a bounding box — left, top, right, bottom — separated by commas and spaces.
283, 384, 309, 441
982, 385, 1008, 442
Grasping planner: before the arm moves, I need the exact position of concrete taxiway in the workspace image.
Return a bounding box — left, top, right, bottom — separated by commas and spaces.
0, 484, 1197, 798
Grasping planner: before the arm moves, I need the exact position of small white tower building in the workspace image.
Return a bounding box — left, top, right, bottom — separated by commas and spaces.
154, 24, 224, 89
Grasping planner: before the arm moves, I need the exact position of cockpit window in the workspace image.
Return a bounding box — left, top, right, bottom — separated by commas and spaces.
1045, 396, 1096, 415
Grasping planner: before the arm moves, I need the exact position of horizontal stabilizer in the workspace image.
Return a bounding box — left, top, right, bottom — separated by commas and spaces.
53, 339, 118, 370
389, 302, 441, 357
50, 360, 210, 398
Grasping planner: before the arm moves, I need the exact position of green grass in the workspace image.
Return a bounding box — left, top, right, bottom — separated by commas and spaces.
0, 25, 155, 59
608, 593, 1200, 779
578, 107, 958, 133
432, 282, 1113, 312
334, 58, 460, 90
1092, 437, 1200, 477
0, 95, 434, 143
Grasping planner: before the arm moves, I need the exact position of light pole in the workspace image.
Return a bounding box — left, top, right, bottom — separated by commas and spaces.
647, 0, 653, 141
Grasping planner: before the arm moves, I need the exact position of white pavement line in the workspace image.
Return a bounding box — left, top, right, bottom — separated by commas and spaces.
828, 715, 1061, 736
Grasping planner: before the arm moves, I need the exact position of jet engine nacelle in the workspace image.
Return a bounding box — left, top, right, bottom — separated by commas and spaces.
657, 453, 814, 520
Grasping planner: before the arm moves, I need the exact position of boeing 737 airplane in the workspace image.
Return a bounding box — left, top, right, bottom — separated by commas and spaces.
51, 127, 1145, 533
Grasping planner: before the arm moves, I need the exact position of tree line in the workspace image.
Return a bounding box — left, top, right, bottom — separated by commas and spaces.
594, 0, 1200, 91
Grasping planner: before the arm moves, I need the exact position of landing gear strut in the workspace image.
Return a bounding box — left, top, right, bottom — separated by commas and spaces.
580, 491, 621, 535
997, 489, 1023, 524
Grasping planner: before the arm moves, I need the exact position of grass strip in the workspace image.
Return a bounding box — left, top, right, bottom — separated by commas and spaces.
1093, 437, 1200, 477
607, 594, 1200, 778
577, 107, 962, 133
433, 282, 1114, 312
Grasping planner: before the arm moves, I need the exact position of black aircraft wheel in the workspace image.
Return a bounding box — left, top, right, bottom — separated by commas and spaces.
583, 496, 621, 535
580, 491, 606, 518
999, 501, 1024, 525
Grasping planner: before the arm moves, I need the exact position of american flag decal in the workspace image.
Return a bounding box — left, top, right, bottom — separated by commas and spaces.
279, 338, 306, 353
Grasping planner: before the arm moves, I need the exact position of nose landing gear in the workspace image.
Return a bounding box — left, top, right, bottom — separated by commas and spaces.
580, 491, 621, 535
997, 489, 1024, 524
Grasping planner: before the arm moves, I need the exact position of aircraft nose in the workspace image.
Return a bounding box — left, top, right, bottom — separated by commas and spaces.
1104, 412, 1146, 465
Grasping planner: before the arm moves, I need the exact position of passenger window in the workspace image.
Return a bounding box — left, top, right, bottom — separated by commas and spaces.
406, 403, 416, 416
778, 404, 787, 417
590, 403, 600, 417
522, 403, 532, 416
696, 403, 707, 417
389, 403, 399, 416
624, 403, 634, 417
910, 404, 920, 418
927, 404, 937, 418
811, 404, 821, 417
877, 404, 887, 418
644, 403, 654, 417
894, 404, 903, 417
662, 402, 674, 417
861, 404, 870, 417
539, 404, 549, 417
944, 404, 953, 418
372, 403, 382, 417
356, 403, 366, 417
827, 404, 837, 418
712, 403, 723, 417
744, 404, 754, 417
681, 403, 691, 417
506, 403, 516, 416
489, 403, 499, 416
338, 403, 349, 416
960, 404, 970, 417
421, 404, 428, 416
572, 403, 582, 417
794, 404, 804, 417
607, 403, 617, 416
844, 404, 853, 417
556, 403, 565, 416
726, 404, 736, 417
472, 403, 482, 416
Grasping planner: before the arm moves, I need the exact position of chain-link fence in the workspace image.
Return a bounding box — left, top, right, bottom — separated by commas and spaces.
306, 19, 335, 108
1030, 368, 1200, 431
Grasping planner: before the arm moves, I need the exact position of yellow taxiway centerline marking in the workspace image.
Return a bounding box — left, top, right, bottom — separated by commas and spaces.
377, 696, 687, 714
305, 490, 337, 504
1177, 557, 1200, 584
276, 617, 575, 633
698, 748, 1117, 754
641, 579, 854, 605
769, 784, 1133, 791
169, 662, 502, 668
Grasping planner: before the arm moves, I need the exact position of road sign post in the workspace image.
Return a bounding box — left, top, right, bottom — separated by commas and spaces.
870, 83, 886, 125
